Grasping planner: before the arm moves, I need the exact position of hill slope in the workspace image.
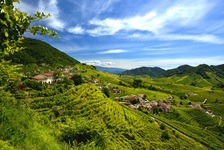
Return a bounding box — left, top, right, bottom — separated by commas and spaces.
5, 38, 80, 66
121, 64, 224, 87
28, 83, 222, 149
122, 64, 224, 79
121, 67, 166, 77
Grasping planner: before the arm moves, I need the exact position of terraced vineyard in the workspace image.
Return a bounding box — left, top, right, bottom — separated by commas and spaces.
158, 107, 224, 149
25, 84, 222, 149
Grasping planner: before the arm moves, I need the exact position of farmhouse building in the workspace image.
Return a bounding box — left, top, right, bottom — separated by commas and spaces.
32, 72, 55, 84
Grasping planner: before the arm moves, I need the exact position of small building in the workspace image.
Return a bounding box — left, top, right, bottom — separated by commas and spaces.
32, 72, 55, 84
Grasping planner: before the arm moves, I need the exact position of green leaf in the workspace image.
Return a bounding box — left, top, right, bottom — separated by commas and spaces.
12, 0, 20, 3
5, 32, 9, 37
0, 20, 8, 27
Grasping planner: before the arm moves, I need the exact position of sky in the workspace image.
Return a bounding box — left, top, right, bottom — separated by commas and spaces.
17, 0, 224, 69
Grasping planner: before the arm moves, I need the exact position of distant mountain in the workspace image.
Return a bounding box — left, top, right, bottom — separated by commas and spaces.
120, 67, 166, 77
162, 64, 224, 78
121, 64, 224, 79
5, 38, 80, 66
95, 66, 126, 74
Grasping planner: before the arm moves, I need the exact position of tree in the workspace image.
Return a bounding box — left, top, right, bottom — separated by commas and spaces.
0, 0, 58, 55
102, 87, 110, 98
71, 74, 84, 86
132, 79, 142, 88
0, 0, 58, 92
161, 130, 170, 141
160, 123, 166, 130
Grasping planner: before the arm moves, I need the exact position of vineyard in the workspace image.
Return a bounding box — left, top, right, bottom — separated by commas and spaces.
24, 83, 219, 149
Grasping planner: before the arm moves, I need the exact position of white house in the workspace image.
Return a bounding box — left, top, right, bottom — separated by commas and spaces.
32, 72, 55, 84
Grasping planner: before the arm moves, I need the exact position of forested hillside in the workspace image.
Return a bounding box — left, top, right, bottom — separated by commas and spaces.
121, 64, 224, 79
162, 64, 224, 78
5, 38, 80, 66
121, 67, 165, 77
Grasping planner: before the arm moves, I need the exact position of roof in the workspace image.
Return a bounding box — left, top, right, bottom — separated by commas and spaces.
42, 72, 54, 77
32, 74, 48, 80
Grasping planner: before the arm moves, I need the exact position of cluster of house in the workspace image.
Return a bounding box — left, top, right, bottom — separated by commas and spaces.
191, 103, 215, 117
115, 95, 172, 113
30, 71, 215, 117
31, 67, 75, 84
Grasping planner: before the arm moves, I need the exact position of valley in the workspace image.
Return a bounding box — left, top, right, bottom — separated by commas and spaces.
1, 38, 224, 149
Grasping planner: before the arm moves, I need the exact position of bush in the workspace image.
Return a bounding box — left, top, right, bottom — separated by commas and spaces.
71, 74, 84, 86
61, 118, 105, 149
161, 130, 170, 141
102, 87, 110, 98
160, 123, 166, 130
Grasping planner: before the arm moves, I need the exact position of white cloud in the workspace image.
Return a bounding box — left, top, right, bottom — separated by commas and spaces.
37, 0, 65, 31
17, 0, 65, 31
86, 18, 123, 36
67, 26, 85, 34
70, 0, 224, 44
128, 33, 224, 44
92, 56, 224, 69
83, 60, 115, 66
98, 49, 128, 54
83, 0, 213, 35
14, 1, 34, 14
53, 44, 89, 53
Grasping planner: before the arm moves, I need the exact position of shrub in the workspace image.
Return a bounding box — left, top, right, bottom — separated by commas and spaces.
102, 87, 110, 98
161, 130, 170, 141
160, 123, 166, 130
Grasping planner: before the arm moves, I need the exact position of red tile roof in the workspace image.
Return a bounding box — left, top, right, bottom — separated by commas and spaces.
32, 74, 48, 80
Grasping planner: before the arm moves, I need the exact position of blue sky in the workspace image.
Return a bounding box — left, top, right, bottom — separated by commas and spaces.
18, 0, 224, 69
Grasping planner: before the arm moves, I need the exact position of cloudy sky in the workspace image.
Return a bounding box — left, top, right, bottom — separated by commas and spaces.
18, 0, 224, 69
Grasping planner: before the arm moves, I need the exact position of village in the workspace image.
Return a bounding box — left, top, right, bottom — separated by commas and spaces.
30, 69, 215, 116
114, 94, 172, 113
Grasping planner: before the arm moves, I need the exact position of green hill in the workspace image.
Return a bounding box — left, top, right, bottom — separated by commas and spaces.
121, 64, 224, 87
122, 64, 224, 79
162, 64, 224, 79
121, 67, 166, 77
26, 84, 223, 149
5, 38, 80, 66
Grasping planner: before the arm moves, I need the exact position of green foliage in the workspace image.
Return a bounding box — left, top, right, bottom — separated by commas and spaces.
102, 87, 110, 97
0, 0, 58, 56
161, 130, 170, 141
0, 90, 65, 149
160, 123, 166, 130
61, 118, 105, 149
23, 79, 47, 91
71, 74, 84, 86
25, 84, 212, 149
5, 38, 80, 66
132, 79, 142, 88
0, 60, 22, 93
121, 67, 165, 77
0, 139, 14, 150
